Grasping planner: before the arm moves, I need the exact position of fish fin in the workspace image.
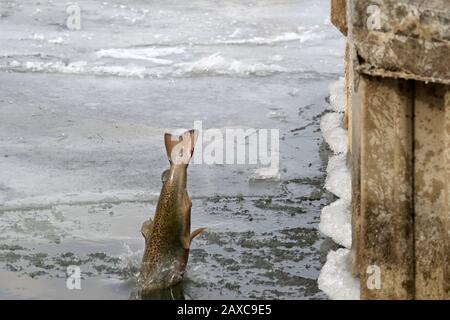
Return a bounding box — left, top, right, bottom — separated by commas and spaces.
161, 169, 170, 183
190, 228, 206, 243
164, 130, 198, 165
141, 219, 153, 243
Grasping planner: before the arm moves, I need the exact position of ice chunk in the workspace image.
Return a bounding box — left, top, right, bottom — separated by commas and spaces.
318, 248, 360, 300
266, 111, 287, 121
321, 152, 352, 248
326, 153, 346, 173
90, 65, 148, 78
48, 37, 66, 45
249, 167, 281, 182
270, 55, 283, 62
320, 112, 348, 154
95, 47, 185, 65
328, 77, 345, 113
224, 32, 300, 45
319, 198, 352, 248
321, 111, 343, 131
31, 33, 45, 41
174, 53, 286, 76
318, 77, 356, 298
16, 60, 89, 74
324, 154, 351, 201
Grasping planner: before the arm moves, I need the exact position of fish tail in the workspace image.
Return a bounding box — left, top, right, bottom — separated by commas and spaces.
190, 227, 206, 243
164, 130, 198, 165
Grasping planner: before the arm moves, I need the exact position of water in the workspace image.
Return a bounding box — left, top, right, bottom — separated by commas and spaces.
0, 0, 344, 299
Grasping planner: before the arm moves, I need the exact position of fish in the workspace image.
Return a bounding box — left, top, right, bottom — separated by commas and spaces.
138, 129, 205, 292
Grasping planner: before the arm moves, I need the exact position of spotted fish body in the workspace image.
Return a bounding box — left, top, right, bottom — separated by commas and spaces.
139, 130, 204, 291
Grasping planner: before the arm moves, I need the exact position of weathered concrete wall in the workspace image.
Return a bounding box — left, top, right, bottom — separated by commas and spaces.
351, 0, 450, 85
332, 0, 450, 300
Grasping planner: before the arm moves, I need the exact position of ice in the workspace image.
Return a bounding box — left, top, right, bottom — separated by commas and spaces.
320, 112, 348, 155
0, 0, 346, 299
324, 154, 351, 201
0, 59, 144, 78
1, 53, 288, 78
0, 0, 344, 80
174, 53, 286, 77
218, 32, 304, 45
27, 33, 67, 45
320, 153, 352, 246
216, 26, 326, 45
249, 167, 281, 182
319, 198, 351, 248
31, 33, 45, 41
321, 76, 347, 156
90, 64, 148, 78
328, 77, 345, 113
266, 111, 287, 121
270, 55, 284, 62
318, 249, 360, 300
23, 60, 88, 74
95, 47, 185, 64
318, 78, 359, 298
1, 190, 160, 212
48, 37, 66, 45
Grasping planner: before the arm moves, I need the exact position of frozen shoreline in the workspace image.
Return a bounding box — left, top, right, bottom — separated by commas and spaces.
317, 78, 360, 300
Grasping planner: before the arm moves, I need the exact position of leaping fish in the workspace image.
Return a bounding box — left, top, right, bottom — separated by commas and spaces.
138, 129, 205, 291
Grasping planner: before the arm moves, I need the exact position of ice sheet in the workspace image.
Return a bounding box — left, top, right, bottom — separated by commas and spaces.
0, 0, 346, 299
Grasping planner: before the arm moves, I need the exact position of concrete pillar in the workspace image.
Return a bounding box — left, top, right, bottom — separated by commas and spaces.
414, 83, 450, 299
331, 0, 450, 300
358, 75, 415, 299
348, 43, 361, 277
331, 0, 347, 36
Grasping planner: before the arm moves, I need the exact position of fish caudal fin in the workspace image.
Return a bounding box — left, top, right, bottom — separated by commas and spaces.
190, 227, 206, 243
164, 130, 198, 165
